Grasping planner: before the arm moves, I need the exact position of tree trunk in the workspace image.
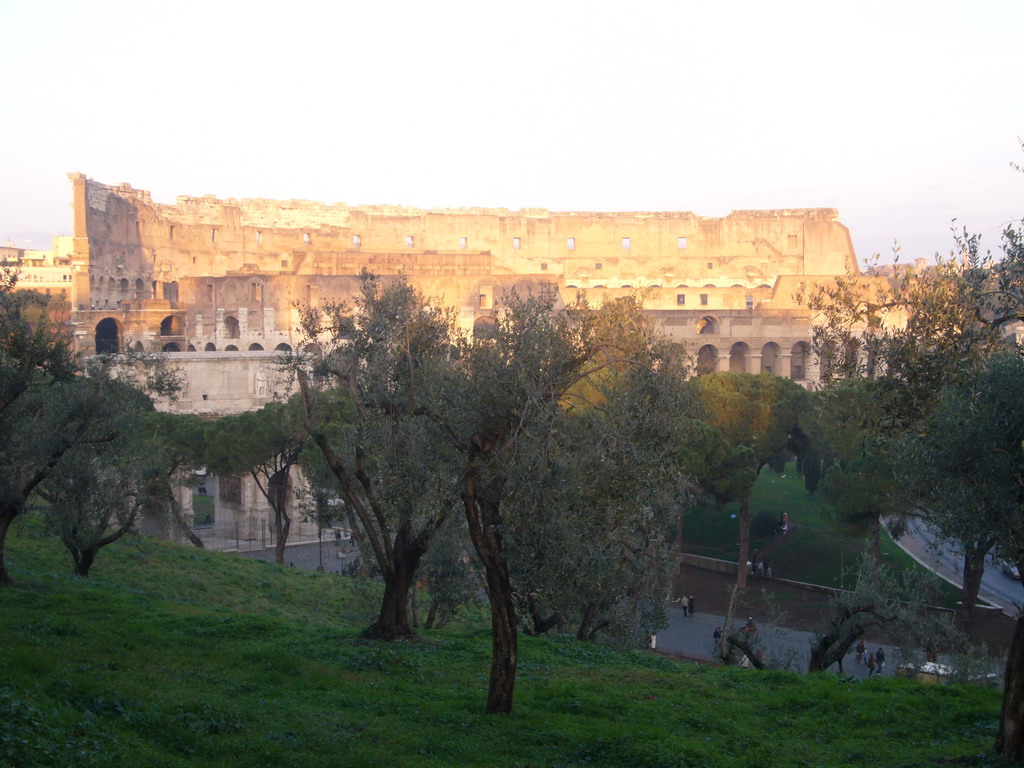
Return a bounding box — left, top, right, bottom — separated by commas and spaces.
996, 614, 1024, 758
462, 458, 517, 714
274, 512, 291, 565
165, 487, 204, 549
0, 511, 15, 586
481, 553, 517, 714
959, 551, 984, 632
362, 526, 429, 640
74, 548, 97, 578
737, 498, 750, 589
870, 516, 881, 563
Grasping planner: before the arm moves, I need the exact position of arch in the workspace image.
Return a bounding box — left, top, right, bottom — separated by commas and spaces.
676, 284, 689, 288
248, 343, 265, 351
758, 284, 772, 289
94, 318, 120, 354
160, 315, 184, 336
302, 343, 323, 357
162, 342, 181, 352
187, 344, 197, 351
119, 278, 129, 295
703, 283, 717, 288
107, 277, 116, 298
135, 278, 145, 297
731, 284, 743, 288
696, 345, 719, 375
132, 341, 144, 353
729, 342, 749, 373
696, 316, 719, 335
791, 342, 810, 381
473, 316, 498, 341
225, 344, 239, 352
592, 284, 606, 289
275, 343, 292, 352
223, 315, 240, 339
620, 284, 632, 288
204, 342, 217, 351
760, 342, 780, 375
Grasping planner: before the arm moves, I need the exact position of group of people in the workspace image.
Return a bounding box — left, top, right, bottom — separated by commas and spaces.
854, 639, 886, 676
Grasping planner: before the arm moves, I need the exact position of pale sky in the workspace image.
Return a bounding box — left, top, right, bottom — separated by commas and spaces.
3, 0, 1023, 266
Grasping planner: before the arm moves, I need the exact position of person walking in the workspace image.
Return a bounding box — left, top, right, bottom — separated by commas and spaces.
688, 595, 696, 615
855, 639, 866, 665
875, 647, 885, 675
866, 650, 876, 677
680, 595, 689, 616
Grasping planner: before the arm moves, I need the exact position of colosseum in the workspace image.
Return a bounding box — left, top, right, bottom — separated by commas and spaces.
63, 172, 866, 412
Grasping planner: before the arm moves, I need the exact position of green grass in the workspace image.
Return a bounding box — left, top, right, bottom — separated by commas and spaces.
192, 494, 214, 522
0, 523, 1005, 767
681, 466, 963, 607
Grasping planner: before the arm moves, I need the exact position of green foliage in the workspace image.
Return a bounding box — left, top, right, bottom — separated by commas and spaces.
0, 529, 1002, 767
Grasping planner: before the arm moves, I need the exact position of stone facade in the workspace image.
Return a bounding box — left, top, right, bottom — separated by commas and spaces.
66, 172, 868, 403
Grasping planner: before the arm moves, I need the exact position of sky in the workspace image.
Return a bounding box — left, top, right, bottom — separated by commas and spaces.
3, 0, 1023, 265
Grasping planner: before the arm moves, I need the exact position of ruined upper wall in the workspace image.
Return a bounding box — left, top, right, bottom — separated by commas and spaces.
70, 173, 859, 310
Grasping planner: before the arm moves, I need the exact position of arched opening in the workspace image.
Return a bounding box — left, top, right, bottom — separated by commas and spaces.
703, 284, 717, 288
187, 344, 196, 351
696, 316, 719, 335
473, 316, 498, 341
160, 315, 184, 336
275, 343, 292, 352
162, 281, 179, 303
135, 278, 145, 298
731, 284, 743, 288
205, 342, 217, 351
224, 315, 240, 339
696, 345, 719, 375
119, 278, 129, 296
758, 284, 772, 289
132, 341, 144, 353
248, 343, 264, 351
791, 342, 809, 381
761, 342, 780, 374
302, 343, 323, 357
225, 344, 239, 352
95, 318, 120, 354
729, 342, 749, 373
162, 342, 181, 352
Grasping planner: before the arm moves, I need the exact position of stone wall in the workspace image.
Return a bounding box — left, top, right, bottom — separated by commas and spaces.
66, 172, 865, 382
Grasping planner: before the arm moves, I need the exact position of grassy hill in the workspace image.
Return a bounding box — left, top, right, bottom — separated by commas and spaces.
0, 524, 1003, 768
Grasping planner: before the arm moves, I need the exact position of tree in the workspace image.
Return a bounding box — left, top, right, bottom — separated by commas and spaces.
688, 372, 807, 588
801, 379, 903, 565
140, 411, 210, 548
38, 380, 160, 576
446, 291, 703, 712
804, 188, 1024, 757
295, 274, 464, 640
0, 279, 79, 585
504, 353, 698, 646
205, 401, 308, 565
807, 557, 953, 674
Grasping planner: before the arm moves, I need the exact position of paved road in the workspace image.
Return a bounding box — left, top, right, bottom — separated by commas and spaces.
898, 518, 1023, 615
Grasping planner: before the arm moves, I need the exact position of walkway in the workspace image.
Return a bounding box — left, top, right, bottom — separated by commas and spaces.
654, 604, 899, 678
